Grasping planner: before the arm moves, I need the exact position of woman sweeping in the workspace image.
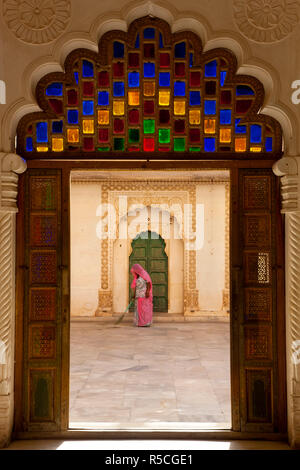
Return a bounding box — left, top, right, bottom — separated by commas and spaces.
130, 263, 153, 327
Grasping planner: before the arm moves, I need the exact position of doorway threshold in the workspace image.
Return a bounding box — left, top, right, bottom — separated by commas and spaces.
69, 422, 231, 431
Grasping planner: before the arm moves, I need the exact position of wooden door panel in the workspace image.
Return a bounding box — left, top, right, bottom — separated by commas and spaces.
22, 169, 63, 431
235, 169, 285, 432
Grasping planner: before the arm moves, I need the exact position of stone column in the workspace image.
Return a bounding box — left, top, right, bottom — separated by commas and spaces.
273, 156, 300, 448
0, 153, 26, 447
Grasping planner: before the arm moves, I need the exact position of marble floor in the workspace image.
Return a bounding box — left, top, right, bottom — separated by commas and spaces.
69, 321, 231, 428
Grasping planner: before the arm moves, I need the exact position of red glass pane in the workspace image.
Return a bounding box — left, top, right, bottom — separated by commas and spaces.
174, 120, 185, 133
189, 129, 201, 142
128, 147, 140, 152
190, 72, 201, 87
159, 147, 170, 152
236, 99, 253, 114
99, 129, 109, 142
98, 71, 109, 87
205, 81, 216, 95
128, 53, 140, 68
83, 82, 94, 96
159, 53, 170, 67
83, 137, 94, 151
175, 63, 185, 77
220, 90, 232, 105
113, 62, 124, 77
144, 44, 155, 58
67, 89, 78, 105
114, 118, 125, 133
144, 137, 155, 151
129, 109, 139, 124
144, 101, 155, 115
49, 99, 63, 114
159, 110, 170, 124
27, 125, 33, 134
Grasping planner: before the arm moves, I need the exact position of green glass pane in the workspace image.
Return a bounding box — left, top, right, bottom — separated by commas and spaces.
144, 119, 155, 134
189, 147, 201, 152
129, 128, 140, 143
174, 137, 185, 151
97, 147, 110, 151
114, 138, 125, 151
159, 128, 170, 144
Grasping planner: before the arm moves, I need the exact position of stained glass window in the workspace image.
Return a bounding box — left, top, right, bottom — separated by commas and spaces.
18, 18, 281, 157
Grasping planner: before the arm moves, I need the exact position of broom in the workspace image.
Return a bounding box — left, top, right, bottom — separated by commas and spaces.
114, 299, 134, 325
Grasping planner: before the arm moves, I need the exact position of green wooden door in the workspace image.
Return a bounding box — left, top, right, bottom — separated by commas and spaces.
129, 231, 168, 312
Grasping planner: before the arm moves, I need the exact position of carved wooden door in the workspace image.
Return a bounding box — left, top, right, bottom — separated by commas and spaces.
16, 168, 69, 432
231, 168, 286, 433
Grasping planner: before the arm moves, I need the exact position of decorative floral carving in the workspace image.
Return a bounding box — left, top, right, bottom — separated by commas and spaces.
233, 0, 299, 43
3, 0, 71, 45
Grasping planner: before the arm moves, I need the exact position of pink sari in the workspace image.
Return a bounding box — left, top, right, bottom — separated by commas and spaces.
130, 264, 153, 327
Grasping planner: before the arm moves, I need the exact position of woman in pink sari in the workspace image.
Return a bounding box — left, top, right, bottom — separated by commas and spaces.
130, 263, 153, 327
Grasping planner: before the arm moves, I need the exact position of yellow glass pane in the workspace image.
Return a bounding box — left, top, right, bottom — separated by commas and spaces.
83, 119, 94, 134
36, 146, 48, 152
204, 119, 216, 134
250, 147, 262, 152
174, 100, 185, 115
189, 110, 200, 125
113, 100, 125, 116
52, 137, 64, 152
128, 91, 140, 106
67, 128, 79, 143
220, 128, 231, 143
235, 137, 247, 152
159, 91, 170, 106
144, 81, 155, 97
98, 110, 109, 125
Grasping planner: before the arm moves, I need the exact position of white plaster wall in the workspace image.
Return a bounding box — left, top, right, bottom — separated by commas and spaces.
196, 184, 226, 312
70, 182, 101, 316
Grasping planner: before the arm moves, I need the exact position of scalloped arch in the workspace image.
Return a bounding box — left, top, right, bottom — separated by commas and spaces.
16, 15, 284, 160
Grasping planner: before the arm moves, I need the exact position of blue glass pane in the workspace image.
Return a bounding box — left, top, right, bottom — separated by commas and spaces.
236, 85, 254, 96
113, 41, 124, 58
220, 110, 232, 125
98, 91, 109, 106
205, 60, 217, 78
159, 72, 170, 87
189, 53, 193, 68
135, 34, 140, 49
235, 118, 246, 133
250, 124, 262, 143
128, 72, 140, 88
204, 100, 216, 115
266, 136, 273, 152
113, 82, 125, 97
83, 100, 94, 115
189, 91, 201, 106
220, 71, 227, 87
26, 137, 33, 151
144, 63, 155, 78
46, 83, 63, 96
204, 137, 216, 152
74, 72, 79, 84
67, 110, 79, 124
36, 122, 48, 143
82, 60, 94, 78
144, 28, 155, 39
52, 121, 63, 133
174, 81, 186, 97
159, 33, 163, 48
175, 42, 186, 58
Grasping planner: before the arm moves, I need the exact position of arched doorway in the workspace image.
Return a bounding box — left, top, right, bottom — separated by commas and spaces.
14, 16, 286, 437
129, 231, 168, 312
